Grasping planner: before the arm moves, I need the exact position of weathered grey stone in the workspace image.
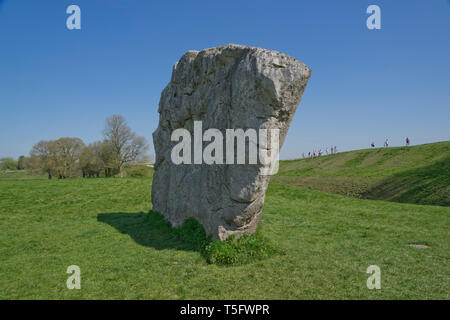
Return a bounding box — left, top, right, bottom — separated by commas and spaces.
152, 44, 311, 240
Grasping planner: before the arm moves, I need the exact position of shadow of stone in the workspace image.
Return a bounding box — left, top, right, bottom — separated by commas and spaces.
97, 210, 209, 252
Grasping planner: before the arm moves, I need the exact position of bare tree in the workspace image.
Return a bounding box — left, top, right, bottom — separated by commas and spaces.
102, 115, 149, 176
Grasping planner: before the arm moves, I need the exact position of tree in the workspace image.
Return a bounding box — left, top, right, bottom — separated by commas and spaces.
17, 156, 26, 170
24, 155, 41, 173
79, 142, 104, 178
30, 138, 85, 179
53, 137, 85, 178
98, 140, 116, 177
0, 158, 18, 171
30, 140, 54, 179
102, 115, 149, 176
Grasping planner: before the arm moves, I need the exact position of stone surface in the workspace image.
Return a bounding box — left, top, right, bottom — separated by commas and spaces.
152, 44, 311, 240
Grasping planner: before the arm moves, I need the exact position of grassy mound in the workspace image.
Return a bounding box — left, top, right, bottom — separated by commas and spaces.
273, 141, 450, 206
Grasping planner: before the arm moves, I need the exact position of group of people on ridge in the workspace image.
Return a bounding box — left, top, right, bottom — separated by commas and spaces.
302, 146, 337, 159
302, 137, 411, 160
371, 137, 410, 148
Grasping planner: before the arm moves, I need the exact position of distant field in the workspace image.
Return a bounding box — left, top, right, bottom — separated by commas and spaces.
1, 169, 449, 299
273, 142, 450, 206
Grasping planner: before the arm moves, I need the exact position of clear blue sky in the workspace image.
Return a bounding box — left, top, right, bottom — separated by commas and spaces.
1, 0, 449, 160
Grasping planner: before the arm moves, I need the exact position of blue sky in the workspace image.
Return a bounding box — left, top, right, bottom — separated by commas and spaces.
0, 0, 449, 159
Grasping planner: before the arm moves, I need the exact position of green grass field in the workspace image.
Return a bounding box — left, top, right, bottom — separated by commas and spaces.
0, 143, 449, 299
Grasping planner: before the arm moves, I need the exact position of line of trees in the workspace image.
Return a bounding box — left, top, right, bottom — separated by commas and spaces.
0, 157, 19, 171
18, 115, 149, 179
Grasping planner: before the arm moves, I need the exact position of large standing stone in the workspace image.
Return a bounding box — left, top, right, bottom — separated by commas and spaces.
152, 44, 311, 240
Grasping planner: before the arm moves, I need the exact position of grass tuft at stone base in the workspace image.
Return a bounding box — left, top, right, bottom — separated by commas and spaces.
202, 232, 281, 266
154, 212, 280, 266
